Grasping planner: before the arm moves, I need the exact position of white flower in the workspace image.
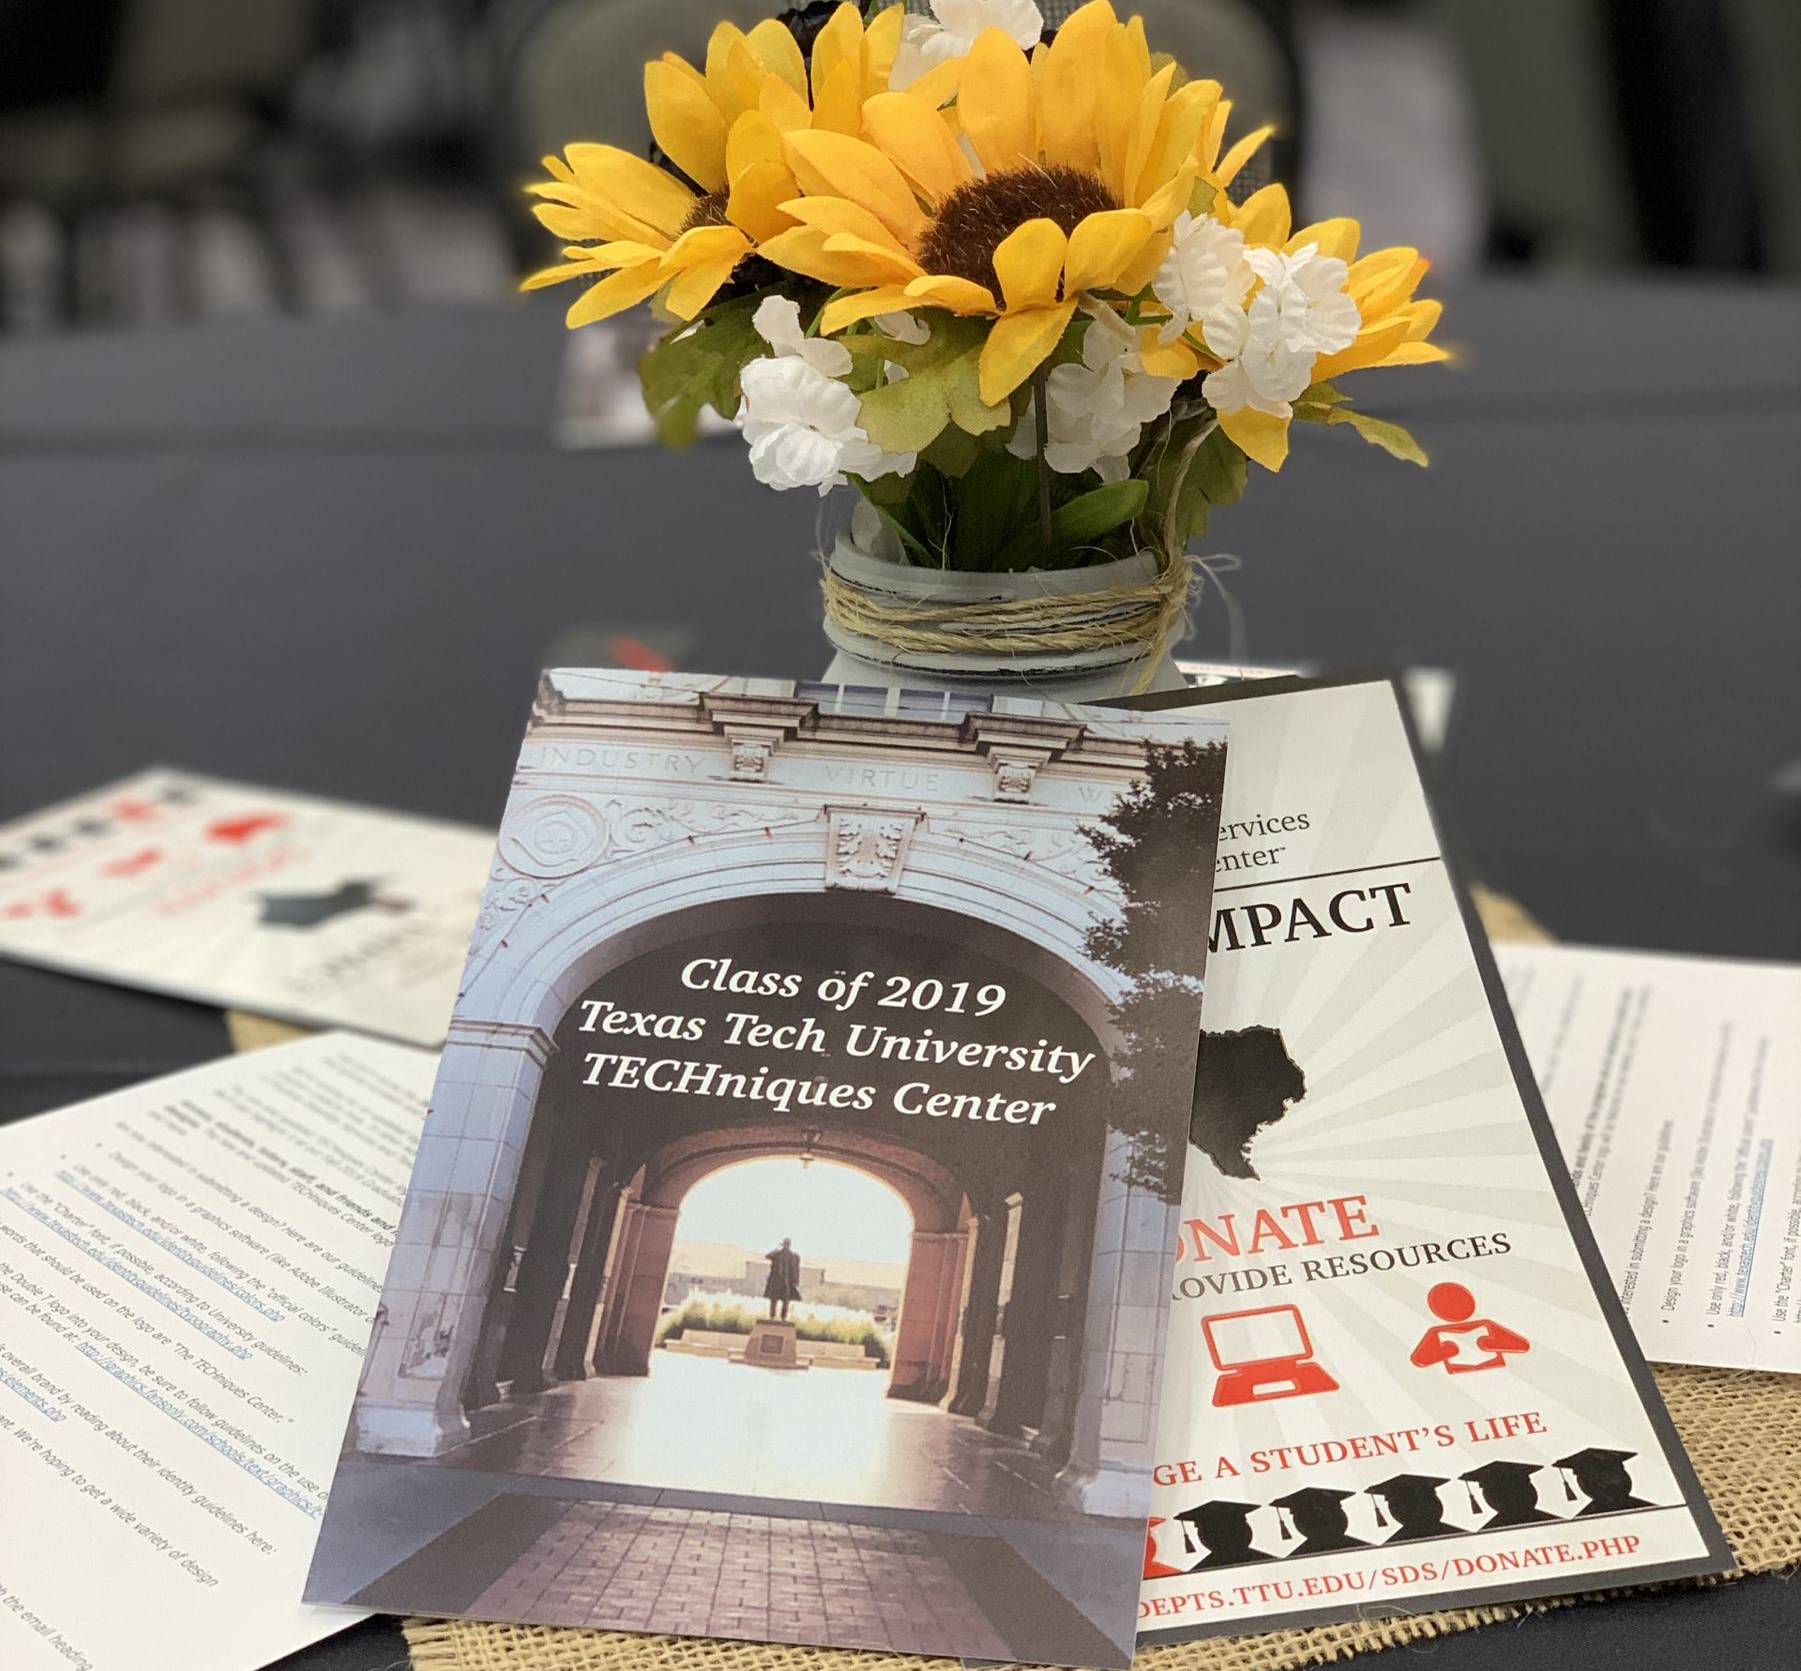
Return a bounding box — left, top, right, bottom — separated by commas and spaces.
736, 297, 915, 494
1197, 244, 1360, 420
1009, 302, 1180, 479
1151, 212, 1251, 345
750, 294, 853, 375
1198, 302, 1313, 418
892, 0, 1044, 90
1244, 243, 1361, 358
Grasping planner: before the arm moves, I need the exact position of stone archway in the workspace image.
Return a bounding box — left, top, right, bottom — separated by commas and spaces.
353, 676, 1184, 1516
457, 898, 1115, 1447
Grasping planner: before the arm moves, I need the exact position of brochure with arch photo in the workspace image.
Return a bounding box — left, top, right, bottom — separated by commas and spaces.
304, 670, 1232, 1669
1121, 674, 1732, 1640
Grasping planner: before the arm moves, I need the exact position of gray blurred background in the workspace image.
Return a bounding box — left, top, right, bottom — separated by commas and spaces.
3, 0, 1797, 335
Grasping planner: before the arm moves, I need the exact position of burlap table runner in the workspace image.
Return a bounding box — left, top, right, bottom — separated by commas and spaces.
224, 887, 1801, 1671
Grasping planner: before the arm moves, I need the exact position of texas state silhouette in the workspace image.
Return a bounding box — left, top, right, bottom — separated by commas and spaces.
1190, 1025, 1307, 1180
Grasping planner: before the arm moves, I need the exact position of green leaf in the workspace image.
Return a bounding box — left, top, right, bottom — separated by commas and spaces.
1140, 417, 1245, 548
635, 292, 770, 447
905, 462, 954, 564
1053, 478, 1151, 542
951, 450, 1038, 569
1292, 379, 1351, 426
853, 317, 1010, 455
1324, 406, 1430, 465
854, 470, 912, 508
921, 423, 981, 478
1186, 424, 1247, 508
993, 479, 1150, 572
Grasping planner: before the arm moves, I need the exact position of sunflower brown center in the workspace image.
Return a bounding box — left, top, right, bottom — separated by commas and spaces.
917, 166, 1121, 293
680, 190, 733, 233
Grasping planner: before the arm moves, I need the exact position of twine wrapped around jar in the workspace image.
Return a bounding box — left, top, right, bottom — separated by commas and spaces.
819, 537, 1200, 699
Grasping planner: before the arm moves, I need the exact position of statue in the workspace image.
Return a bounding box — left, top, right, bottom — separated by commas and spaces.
764, 1237, 801, 1320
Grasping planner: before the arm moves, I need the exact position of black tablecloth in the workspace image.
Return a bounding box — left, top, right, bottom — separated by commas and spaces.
1, 277, 1798, 1670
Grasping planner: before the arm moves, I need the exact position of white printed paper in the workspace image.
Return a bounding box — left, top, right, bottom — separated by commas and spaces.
0, 770, 492, 1043
1498, 942, 1801, 1375
0, 1034, 434, 1671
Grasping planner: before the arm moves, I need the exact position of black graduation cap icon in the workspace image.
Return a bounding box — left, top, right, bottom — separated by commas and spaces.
1182, 1499, 1269, 1569
1554, 1447, 1649, 1515
1461, 1460, 1554, 1527
1272, 1485, 1366, 1555
1367, 1473, 1452, 1541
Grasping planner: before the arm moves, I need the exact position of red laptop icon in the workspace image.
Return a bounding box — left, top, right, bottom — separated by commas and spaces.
1203, 1304, 1340, 1406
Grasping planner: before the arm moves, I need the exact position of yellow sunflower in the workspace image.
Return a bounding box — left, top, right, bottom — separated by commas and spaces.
754, 1, 1274, 404
520, 147, 750, 326
523, 5, 909, 326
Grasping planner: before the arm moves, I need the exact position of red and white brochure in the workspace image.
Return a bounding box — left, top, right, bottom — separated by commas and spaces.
1120, 675, 1732, 1641
0, 769, 492, 1043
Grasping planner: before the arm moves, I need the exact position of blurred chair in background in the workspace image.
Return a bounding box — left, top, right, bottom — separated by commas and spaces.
1435, 0, 1798, 274
0, 0, 312, 325
0, 0, 513, 332
1726, 0, 1801, 274
1431, 0, 1643, 269
6, 0, 1793, 338
0, 0, 311, 205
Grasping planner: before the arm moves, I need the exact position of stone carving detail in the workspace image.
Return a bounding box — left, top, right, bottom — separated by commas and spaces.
621, 796, 817, 846
500, 792, 817, 882
934, 819, 1116, 899
826, 808, 921, 891
472, 862, 556, 952
498, 793, 606, 879
477, 796, 823, 953
728, 736, 774, 781
991, 754, 1041, 803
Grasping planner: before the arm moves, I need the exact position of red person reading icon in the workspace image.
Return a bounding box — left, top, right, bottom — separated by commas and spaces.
1409, 1283, 1529, 1374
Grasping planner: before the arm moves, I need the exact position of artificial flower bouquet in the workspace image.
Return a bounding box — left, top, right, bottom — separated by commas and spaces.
524, 0, 1445, 579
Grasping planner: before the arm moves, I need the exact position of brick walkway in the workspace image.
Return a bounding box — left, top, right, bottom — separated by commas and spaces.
468, 1502, 1013, 1657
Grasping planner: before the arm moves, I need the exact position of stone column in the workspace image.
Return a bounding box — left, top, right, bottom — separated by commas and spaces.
948, 1209, 1006, 1416
987, 1187, 1062, 1436
498, 1132, 594, 1395
939, 1211, 979, 1411
353, 1018, 555, 1456
463, 1238, 524, 1410
592, 1189, 640, 1371
596, 1200, 678, 1374
1054, 1128, 1179, 1517
551, 1176, 624, 1380
1033, 1156, 1096, 1463
925, 1229, 969, 1396
978, 1195, 1025, 1427
889, 1230, 961, 1400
